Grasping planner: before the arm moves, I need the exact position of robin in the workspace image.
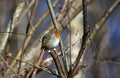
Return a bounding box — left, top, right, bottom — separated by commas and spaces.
42, 29, 60, 49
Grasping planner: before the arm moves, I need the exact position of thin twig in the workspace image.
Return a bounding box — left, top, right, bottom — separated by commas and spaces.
73, 0, 89, 73
17, 35, 26, 75
67, 0, 73, 77
15, 0, 35, 27
53, 49, 67, 78
34, 0, 59, 28
25, 0, 31, 18
0, 51, 58, 77
46, 0, 69, 74
32, 49, 45, 78
25, 0, 33, 26
25, 0, 38, 26
57, 0, 69, 21
49, 49, 67, 78
73, 0, 120, 76
6, 1, 60, 77
46, 0, 68, 77
0, 55, 20, 78
35, 66, 60, 77
17, 1, 36, 73
46, 0, 60, 30
26, 68, 34, 78
30, 0, 38, 23
59, 36, 68, 71
0, 21, 11, 54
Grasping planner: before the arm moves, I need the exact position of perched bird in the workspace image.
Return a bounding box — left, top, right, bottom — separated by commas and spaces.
42, 29, 60, 49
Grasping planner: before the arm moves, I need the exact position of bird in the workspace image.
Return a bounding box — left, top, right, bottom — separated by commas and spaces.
41, 29, 60, 49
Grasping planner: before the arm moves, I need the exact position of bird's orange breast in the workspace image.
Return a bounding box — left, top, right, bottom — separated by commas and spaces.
55, 30, 60, 38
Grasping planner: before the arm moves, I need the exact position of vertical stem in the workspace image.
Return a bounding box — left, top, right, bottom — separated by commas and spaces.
46, 0, 68, 75
49, 50, 66, 78
72, 0, 88, 76
46, 0, 60, 30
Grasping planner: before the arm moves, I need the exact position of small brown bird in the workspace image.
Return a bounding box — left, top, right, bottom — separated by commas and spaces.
42, 29, 60, 49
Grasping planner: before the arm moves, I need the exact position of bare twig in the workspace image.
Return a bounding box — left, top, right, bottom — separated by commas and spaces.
25, 0, 33, 26
46, 0, 60, 30
30, 0, 39, 23
25, 0, 38, 26
56, 0, 68, 21
6, 1, 60, 77
49, 49, 67, 78
35, 66, 60, 77
0, 21, 11, 54
7, 0, 36, 75
59, 0, 92, 28
67, 0, 72, 75
73, 0, 120, 76
4, 0, 95, 77
72, 0, 89, 75
0, 2, 24, 53
15, 0, 35, 27
10, 2, 25, 36
0, 55, 20, 78
34, 0, 59, 28
47, 0, 70, 74
57, 0, 75, 22
0, 51, 58, 77
32, 49, 45, 78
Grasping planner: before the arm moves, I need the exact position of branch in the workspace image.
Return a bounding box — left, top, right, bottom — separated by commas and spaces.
5, 0, 60, 77
46, 0, 60, 30
0, 2, 25, 55
0, 55, 20, 78
31, 49, 45, 78
0, 21, 11, 54
15, 0, 35, 28
72, 0, 120, 76
49, 49, 67, 78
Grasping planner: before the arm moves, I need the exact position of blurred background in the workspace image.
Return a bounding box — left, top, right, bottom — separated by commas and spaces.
0, 0, 120, 78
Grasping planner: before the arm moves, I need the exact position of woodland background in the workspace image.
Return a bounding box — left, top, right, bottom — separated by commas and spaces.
0, 0, 120, 78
